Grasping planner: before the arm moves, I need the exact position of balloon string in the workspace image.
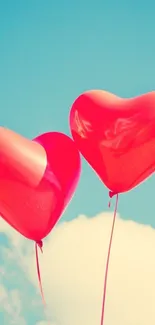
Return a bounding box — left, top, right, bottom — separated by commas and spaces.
35, 242, 50, 325
35, 241, 46, 306
100, 193, 119, 325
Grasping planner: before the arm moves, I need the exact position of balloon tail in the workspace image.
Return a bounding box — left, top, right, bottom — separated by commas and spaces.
100, 193, 119, 325
108, 191, 117, 208
35, 241, 50, 324
35, 241, 46, 304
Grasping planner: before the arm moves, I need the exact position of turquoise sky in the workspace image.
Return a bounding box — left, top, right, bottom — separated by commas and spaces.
0, 0, 155, 323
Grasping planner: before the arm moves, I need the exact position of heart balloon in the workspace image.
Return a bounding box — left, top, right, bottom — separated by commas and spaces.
0, 127, 81, 241
69, 90, 155, 194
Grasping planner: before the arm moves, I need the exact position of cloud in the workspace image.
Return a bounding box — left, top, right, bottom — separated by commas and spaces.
1, 212, 155, 324
0, 219, 46, 324
0, 284, 26, 325
36, 322, 51, 325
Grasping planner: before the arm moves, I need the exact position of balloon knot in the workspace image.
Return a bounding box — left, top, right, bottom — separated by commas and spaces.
109, 191, 117, 198
36, 240, 43, 253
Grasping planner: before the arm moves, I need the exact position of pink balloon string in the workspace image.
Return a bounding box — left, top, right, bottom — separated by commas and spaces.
35, 241, 50, 324
100, 192, 119, 325
35, 241, 46, 305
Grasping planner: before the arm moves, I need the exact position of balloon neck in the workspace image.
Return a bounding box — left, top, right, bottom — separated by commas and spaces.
109, 191, 117, 198
36, 240, 43, 252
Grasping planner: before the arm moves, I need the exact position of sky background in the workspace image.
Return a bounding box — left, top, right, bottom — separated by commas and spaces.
0, 1, 155, 324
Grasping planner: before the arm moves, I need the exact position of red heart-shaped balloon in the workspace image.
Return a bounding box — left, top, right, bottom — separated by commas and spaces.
0, 128, 81, 241
69, 90, 155, 194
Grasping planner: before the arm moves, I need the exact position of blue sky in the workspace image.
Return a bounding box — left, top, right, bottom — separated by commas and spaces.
0, 0, 155, 324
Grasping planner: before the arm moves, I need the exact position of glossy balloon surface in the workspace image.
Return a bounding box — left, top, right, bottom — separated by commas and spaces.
70, 90, 155, 193
0, 128, 81, 241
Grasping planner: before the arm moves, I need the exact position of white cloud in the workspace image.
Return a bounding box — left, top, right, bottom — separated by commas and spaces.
36, 322, 51, 325
1, 212, 155, 324
0, 284, 26, 325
